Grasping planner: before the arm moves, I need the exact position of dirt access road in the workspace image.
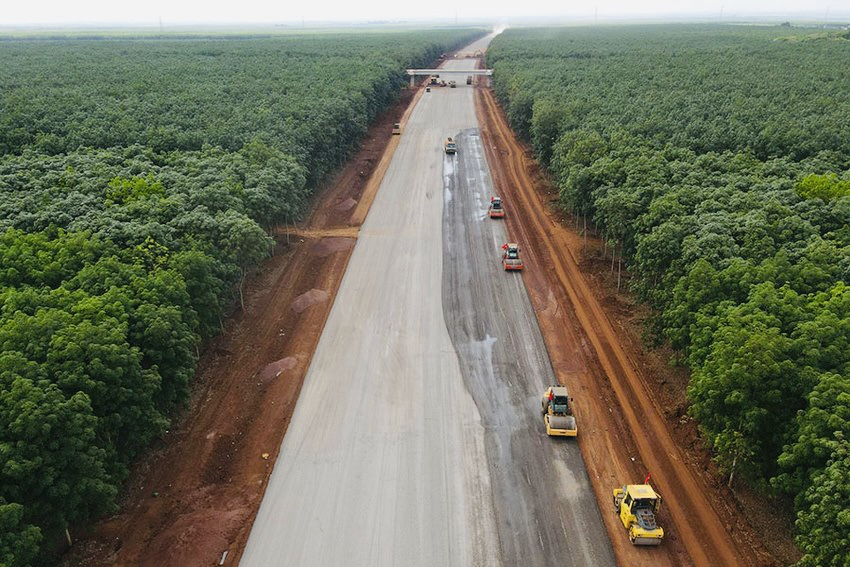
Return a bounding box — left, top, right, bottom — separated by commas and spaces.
62, 65, 423, 567
476, 88, 777, 566
65, 37, 782, 567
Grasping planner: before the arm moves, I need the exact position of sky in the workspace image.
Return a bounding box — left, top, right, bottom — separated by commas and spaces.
1, 0, 847, 26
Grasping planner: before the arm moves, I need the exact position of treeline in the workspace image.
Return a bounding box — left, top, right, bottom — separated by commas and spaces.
487, 24, 850, 565
0, 30, 479, 183
0, 29, 482, 566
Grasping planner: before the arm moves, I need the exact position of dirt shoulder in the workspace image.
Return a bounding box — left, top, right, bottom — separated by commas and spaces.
62, 86, 417, 567
476, 86, 788, 567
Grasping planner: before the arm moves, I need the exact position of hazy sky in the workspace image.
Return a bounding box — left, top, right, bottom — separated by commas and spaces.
1, 0, 846, 26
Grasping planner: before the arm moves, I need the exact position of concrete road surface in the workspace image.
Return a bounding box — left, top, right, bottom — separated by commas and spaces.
456, 33, 495, 57
241, 41, 614, 567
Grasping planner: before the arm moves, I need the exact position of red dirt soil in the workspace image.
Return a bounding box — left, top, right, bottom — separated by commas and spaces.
476, 87, 791, 566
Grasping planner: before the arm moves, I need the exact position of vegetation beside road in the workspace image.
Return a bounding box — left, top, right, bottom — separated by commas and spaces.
0, 28, 482, 566
488, 24, 850, 565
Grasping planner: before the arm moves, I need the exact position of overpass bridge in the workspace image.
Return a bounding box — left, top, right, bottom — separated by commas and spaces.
406, 68, 492, 87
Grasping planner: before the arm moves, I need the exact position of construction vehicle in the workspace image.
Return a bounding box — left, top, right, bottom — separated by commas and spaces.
392, 122, 401, 135
541, 386, 577, 437
612, 483, 664, 545
444, 137, 457, 154
501, 243, 523, 271
488, 196, 505, 218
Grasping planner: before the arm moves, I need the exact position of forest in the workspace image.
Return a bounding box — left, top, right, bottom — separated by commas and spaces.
487, 24, 850, 565
0, 28, 482, 566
